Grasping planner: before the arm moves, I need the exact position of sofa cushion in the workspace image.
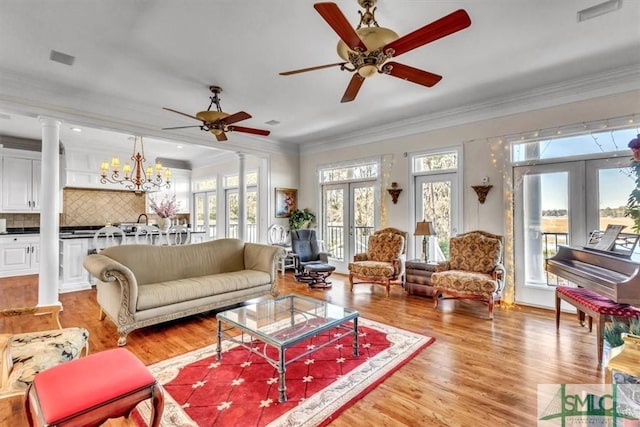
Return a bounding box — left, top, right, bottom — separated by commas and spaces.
348, 261, 397, 278
449, 234, 501, 274
136, 270, 271, 310
431, 270, 499, 296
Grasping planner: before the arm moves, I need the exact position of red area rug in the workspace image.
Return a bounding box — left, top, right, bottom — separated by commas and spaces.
134, 318, 433, 427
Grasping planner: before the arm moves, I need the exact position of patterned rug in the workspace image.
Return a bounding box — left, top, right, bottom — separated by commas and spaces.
134, 318, 434, 427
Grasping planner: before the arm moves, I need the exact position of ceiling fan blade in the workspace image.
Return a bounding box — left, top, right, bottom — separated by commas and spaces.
161, 125, 202, 130
314, 2, 367, 51
384, 62, 442, 87
223, 111, 252, 125
280, 62, 346, 76
215, 131, 228, 142
341, 74, 365, 103
229, 126, 271, 136
162, 107, 202, 122
383, 9, 471, 57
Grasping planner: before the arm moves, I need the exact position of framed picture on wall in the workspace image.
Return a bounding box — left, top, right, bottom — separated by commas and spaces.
275, 188, 297, 218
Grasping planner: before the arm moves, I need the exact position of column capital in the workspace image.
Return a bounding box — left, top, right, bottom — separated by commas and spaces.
38, 116, 62, 128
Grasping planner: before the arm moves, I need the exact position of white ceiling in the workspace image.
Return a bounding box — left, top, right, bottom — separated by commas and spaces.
0, 0, 639, 164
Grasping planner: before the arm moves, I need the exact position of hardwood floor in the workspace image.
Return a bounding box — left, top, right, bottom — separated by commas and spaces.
1, 273, 605, 426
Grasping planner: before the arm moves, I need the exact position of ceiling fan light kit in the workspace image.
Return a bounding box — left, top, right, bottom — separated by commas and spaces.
280, 0, 471, 102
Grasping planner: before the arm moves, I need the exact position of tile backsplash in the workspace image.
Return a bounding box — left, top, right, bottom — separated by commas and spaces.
1, 188, 188, 228
62, 188, 147, 226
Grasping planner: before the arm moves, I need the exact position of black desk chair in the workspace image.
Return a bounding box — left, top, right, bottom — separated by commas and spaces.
290, 229, 335, 288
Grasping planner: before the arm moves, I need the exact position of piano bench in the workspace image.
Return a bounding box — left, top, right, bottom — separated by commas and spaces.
555, 286, 640, 367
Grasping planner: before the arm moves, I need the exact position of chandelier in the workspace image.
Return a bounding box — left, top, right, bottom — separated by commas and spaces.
100, 136, 171, 192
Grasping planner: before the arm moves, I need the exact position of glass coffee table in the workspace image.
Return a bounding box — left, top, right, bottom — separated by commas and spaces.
216, 294, 359, 402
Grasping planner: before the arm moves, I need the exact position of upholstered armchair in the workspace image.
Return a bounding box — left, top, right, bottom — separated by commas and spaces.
348, 230, 406, 296
1, 305, 89, 398
430, 230, 505, 319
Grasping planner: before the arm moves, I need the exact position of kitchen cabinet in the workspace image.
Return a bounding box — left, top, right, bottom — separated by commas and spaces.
59, 238, 92, 292
0, 235, 40, 278
2, 156, 41, 212
64, 148, 134, 190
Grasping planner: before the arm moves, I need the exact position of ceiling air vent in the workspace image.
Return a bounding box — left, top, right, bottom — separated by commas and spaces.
49, 50, 75, 66
577, 0, 622, 22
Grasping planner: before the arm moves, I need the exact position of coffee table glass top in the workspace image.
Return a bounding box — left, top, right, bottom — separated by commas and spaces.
216, 294, 358, 346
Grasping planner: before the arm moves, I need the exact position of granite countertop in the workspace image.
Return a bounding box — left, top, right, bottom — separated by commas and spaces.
2, 226, 204, 238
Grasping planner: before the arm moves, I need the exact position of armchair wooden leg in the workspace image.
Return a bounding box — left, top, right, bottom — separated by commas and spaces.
349, 273, 354, 292
433, 290, 440, 309
488, 296, 494, 320
98, 307, 106, 321
385, 279, 390, 297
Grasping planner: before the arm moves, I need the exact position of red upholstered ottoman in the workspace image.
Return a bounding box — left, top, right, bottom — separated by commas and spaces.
24, 348, 164, 427
555, 286, 640, 367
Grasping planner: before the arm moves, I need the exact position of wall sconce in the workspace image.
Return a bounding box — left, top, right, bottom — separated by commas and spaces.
472, 185, 493, 204
471, 177, 492, 204
387, 182, 402, 204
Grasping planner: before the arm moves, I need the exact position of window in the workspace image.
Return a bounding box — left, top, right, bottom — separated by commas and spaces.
412, 149, 462, 259
193, 178, 216, 237
512, 125, 635, 308
224, 172, 258, 242
512, 128, 637, 162
320, 163, 378, 183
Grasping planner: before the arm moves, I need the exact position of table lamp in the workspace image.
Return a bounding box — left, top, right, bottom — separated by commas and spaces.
414, 220, 436, 262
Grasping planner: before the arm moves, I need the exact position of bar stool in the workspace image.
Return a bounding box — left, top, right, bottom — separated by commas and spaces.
25, 348, 164, 427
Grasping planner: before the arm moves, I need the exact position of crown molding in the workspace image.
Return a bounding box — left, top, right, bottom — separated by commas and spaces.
0, 69, 300, 158
300, 64, 640, 155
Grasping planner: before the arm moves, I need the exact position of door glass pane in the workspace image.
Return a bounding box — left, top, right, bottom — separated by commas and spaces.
324, 188, 344, 261
194, 194, 205, 232
526, 172, 569, 285
598, 167, 635, 231
227, 192, 239, 238
353, 186, 374, 254
420, 180, 452, 257
207, 193, 216, 238
246, 190, 257, 243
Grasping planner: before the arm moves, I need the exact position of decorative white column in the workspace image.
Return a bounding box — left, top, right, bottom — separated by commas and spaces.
38, 116, 62, 306
237, 153, 246, 241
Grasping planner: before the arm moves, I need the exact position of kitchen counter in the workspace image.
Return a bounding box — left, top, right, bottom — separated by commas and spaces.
4, 226, 204, 239
59, 230, 206, 239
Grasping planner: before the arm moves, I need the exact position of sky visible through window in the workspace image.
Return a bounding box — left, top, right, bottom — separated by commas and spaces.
514, 127, 638, 210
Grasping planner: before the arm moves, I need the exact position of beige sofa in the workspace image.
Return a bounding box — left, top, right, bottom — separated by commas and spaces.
83, 238, 285, 346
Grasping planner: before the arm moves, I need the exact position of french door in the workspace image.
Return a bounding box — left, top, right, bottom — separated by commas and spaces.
322, 181, 377, 273
414, 173, 460, 260
225, 188, 258, 242
193, 191, 216, 239
514, 157, 634, 308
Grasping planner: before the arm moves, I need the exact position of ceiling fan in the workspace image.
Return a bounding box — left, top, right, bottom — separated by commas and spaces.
162, 86, 270, 142
280, 0, 471, 103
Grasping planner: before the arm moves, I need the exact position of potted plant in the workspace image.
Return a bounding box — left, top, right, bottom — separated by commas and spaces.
625, 134, 640, 232
149, 195, 179, 231
288, 208, 315, 230
603, 317, 640, 364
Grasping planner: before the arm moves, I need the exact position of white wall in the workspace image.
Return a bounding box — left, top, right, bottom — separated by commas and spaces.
299, 90, 640, 257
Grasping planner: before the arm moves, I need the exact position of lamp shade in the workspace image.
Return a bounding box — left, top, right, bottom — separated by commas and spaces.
414, 220, 435, 236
